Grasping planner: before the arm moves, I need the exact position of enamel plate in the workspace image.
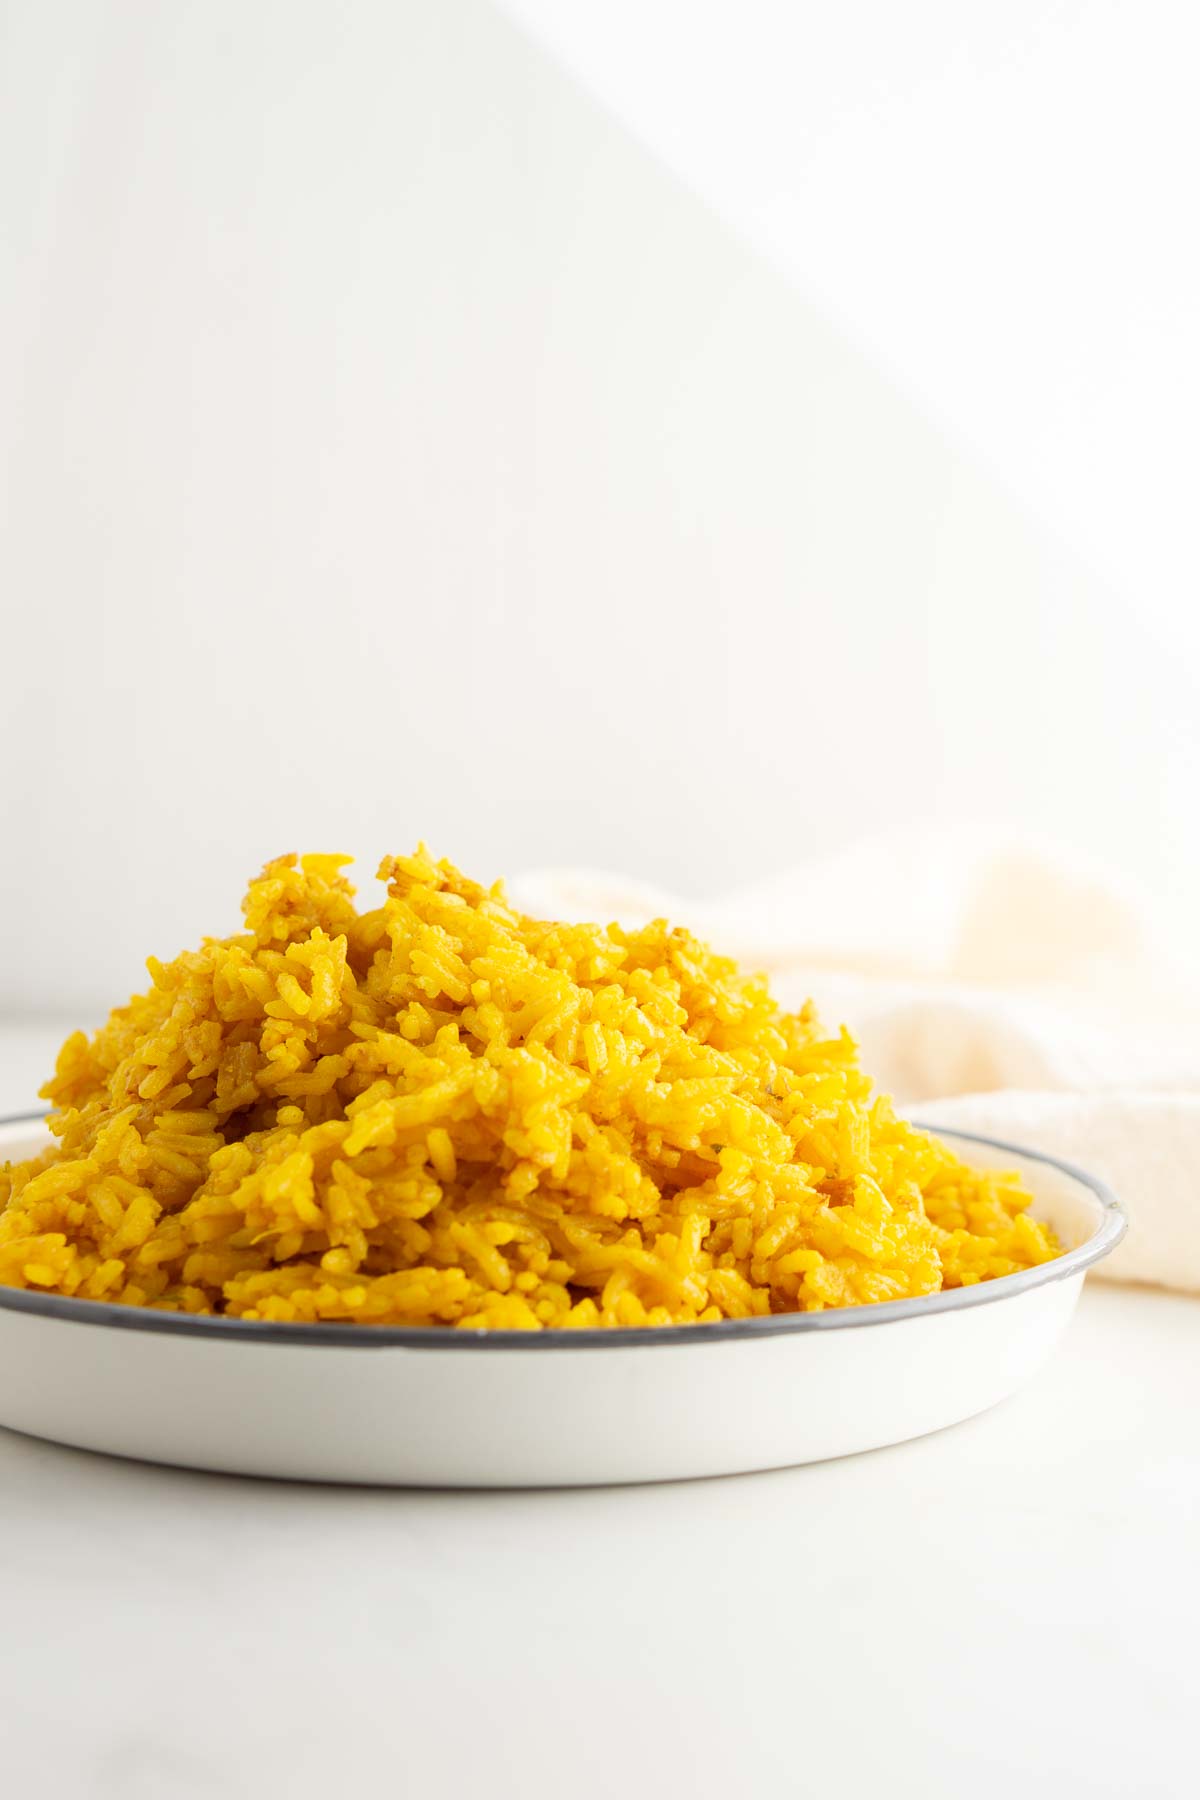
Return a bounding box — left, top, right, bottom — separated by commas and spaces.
0, 1118, 1125, 1486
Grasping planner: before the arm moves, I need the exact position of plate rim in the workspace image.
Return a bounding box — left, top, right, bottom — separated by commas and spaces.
0, 1112, 1125, 1351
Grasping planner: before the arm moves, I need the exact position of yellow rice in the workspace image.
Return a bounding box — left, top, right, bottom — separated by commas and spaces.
0, 849, 1059, 1327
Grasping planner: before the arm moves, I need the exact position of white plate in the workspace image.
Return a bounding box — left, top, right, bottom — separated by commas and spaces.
0, 1117, 1124, 1486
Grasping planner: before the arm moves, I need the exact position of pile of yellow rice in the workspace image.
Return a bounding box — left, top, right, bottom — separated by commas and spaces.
0, 850, 1060, 1328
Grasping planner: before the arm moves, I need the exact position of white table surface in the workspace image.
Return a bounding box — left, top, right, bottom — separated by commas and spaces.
1, 1021, 1197, 1799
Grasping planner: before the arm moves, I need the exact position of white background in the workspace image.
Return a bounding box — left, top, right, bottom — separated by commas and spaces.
3, 0, 1198, 1015
2, 16, 1198, 1794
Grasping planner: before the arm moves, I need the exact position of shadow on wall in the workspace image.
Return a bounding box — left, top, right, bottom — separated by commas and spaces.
0, 0, 1193, 1012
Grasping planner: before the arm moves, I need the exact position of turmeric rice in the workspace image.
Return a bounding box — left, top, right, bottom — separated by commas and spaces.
0, 849, 1060, 1327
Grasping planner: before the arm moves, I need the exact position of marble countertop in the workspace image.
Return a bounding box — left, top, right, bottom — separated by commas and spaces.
1, 1022, 1196, 1799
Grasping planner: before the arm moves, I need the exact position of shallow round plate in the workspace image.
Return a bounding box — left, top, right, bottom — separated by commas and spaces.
0, 1116, 1124, 1486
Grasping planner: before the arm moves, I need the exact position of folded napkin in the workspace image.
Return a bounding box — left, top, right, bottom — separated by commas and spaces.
512, 830, 1200, 1293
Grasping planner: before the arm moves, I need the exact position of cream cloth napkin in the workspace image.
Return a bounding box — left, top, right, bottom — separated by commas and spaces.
512, 830, 1200, 1293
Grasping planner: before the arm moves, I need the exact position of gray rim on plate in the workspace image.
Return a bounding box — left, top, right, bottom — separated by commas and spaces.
0, 1111, 1126, 1350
